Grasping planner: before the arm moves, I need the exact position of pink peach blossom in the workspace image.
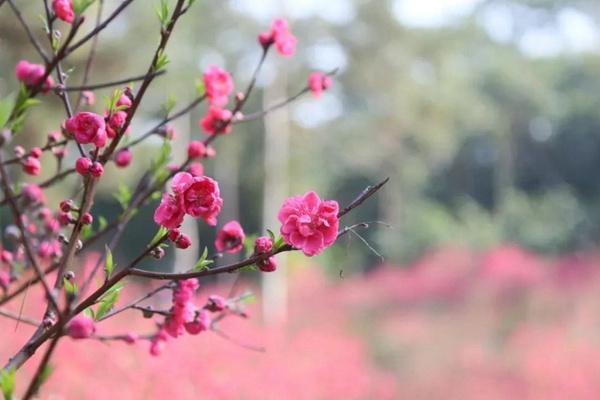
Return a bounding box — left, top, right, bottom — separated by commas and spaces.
215, 220, 245, 253
255, 236, 273, 254
308, 72, 333, 98
203, 66, 234, 107
199, 106, 232, 135
259, 18, 297, 57
64, 112, 107, 147
278, 191, 339, 256
258, 256, 277, 272
52, 0, 74, 23
187, 140, 206, 158
22, 156, 41, 176
153, 193, 185, 229
67, 314, 96, 339
114, 148, 132, 168
184, 310, 211, 335
170, 172, 223, 226
15, 60, 54, 91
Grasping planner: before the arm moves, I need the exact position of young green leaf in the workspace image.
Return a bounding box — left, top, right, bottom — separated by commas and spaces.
273, 235, 286, 252
0, 93, 16, 129
80, 223, 93, 241
150, 226, 168, 247
156, 0, 170, 27
154, 50, 170, 72
195, 79, 205, 97
113, 183, 132, 210
162, 94, 177, 117
192, 247, 213, 271
95, 284, 123, 320
83, 307, 95, 319
98, 215, 108, 231
104, 245, 114, 278
0, 368, 16, 400
63, 278, 78, 296
73, 0, 96, 15
243, 234, 258, 258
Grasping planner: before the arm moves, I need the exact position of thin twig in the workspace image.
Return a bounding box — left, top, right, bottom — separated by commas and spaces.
66, 0, 135, 55
65, 70, 166, 92
0, 263, 59, 306
98, 283, 172, 321
75, 0, 104, 110
0, 308, 39, 327
0, 152, 58, 311
7, 0, 50, 63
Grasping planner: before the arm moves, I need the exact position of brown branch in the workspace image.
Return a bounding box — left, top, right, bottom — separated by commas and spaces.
99, 0, 187, 163
0, 140, 68, 165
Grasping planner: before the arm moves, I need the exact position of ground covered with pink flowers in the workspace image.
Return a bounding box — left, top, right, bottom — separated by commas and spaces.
5, 244, 600, 399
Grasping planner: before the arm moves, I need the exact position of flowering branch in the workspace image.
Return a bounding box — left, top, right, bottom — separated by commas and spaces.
130, 177, 389, 280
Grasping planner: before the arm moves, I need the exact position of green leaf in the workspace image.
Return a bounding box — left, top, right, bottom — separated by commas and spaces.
0, 93, 16, 129
150, 226, 168, 247
273, 235, 286, 252
162, 94, 177, 117
73, 0, 96, 15
83, 307, 95, 319
195, 79, 205, 97
63, 278, 78, 296
192, 247, 213, 272
113, 183, 132, 210
0, 368, 16, 400
95, 284, 123, 320
104, 245, 114, 278
98, 215, 108, 231
238, 264, 258, 273
150, 139, 172, 180
153, 50, 170, 72
243, 234, 258, 258
104, 89, 122, 114
80, 223, 93, 241
156, 0, 170, 27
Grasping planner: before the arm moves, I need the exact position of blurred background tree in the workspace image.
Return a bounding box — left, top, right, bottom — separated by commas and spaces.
2, 0, 600, 276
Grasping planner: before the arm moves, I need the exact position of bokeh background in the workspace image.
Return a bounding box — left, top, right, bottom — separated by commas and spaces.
3, 0, 600, 398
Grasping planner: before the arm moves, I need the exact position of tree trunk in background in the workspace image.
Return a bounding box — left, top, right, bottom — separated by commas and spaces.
261, 69, 290, 325
174, 117, 198, 273
214, 135, 241, 288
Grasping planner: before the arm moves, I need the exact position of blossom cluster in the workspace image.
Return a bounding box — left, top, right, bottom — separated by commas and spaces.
154, 171, 223, 229
150, 280, 227, 356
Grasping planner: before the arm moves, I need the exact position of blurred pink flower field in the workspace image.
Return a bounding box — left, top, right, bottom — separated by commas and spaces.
5, 244, 600, 399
